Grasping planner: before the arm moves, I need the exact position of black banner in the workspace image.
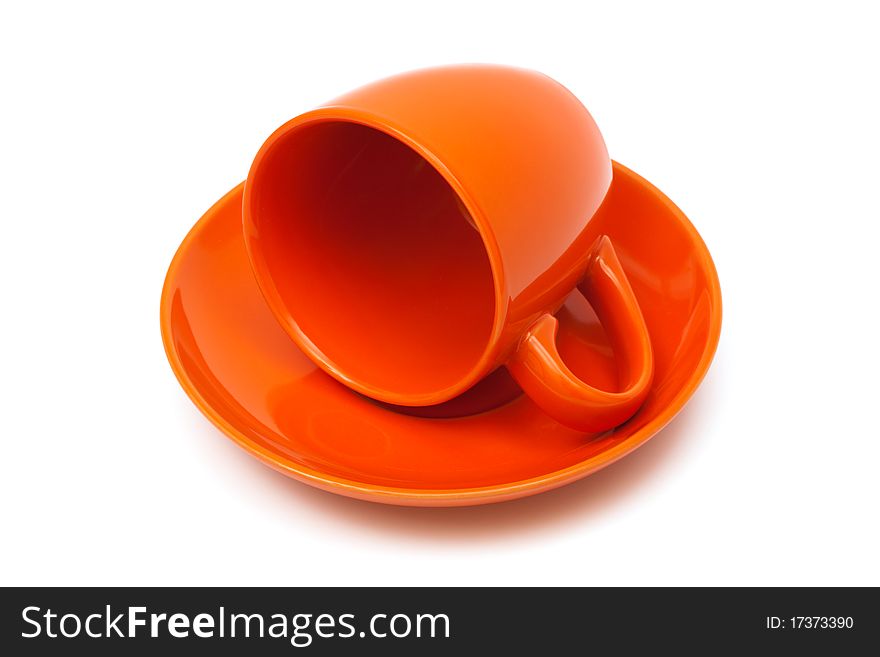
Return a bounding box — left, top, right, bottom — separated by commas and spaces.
1, 587, 875, 654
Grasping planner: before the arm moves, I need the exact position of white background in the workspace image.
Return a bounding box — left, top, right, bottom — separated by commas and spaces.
2, 1, 878, 586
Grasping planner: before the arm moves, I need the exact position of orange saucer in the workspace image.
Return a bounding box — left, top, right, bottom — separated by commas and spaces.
160, 162, 721, 506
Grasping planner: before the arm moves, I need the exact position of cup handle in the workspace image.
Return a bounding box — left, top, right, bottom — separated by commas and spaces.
507, 236, 654, 432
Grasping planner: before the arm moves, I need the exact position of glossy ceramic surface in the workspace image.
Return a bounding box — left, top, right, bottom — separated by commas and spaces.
161, 162, 721, 506
242, 65, 653, 432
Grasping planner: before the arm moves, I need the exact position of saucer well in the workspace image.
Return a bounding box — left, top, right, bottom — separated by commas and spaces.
160, 162, 721, 506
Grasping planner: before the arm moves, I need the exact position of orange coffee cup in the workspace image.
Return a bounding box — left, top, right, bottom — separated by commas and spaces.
242, 65, 654, 432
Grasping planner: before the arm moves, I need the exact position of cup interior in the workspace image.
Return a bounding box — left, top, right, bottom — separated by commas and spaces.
246, 120, 497, 401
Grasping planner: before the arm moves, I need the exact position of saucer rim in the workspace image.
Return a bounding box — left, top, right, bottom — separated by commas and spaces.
160, 161, 722, 506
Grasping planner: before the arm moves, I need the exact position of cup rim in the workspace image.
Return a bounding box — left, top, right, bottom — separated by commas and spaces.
242, 107, 509, 406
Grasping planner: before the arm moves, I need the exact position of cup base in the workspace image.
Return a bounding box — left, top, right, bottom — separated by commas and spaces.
160, 161, 721, 506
